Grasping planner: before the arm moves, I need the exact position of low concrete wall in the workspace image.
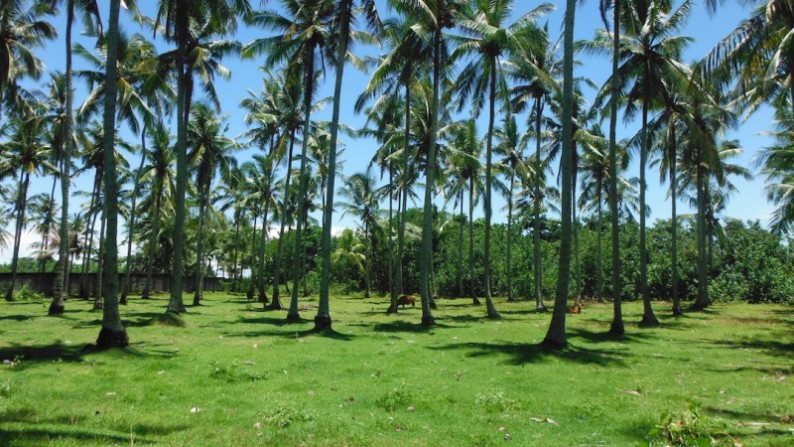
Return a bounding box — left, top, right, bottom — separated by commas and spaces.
0, 272, 226, 297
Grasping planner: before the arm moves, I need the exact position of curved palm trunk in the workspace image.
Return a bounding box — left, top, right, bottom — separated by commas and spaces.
482, 62, 500, 319
96, 0, 128, 348
533, 96, 546, 312
271, 130, 296, 310
193, 184, 209, 306
121, 125, 148, 305
608, 0, 624, 336
5, 170, 30, 302
317, 0, 354, 330
542, 0, 575, 349
639, 99, 659, 327
142, 183, 163, 299
468, 176, 479, 305
287, 51, 317, 323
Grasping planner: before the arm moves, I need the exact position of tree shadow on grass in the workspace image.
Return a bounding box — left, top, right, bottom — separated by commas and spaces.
710, 339, 793, 357
704, 406, 781, 422
0, 314, 34, 322
352, 320, 456, 333
0, 341, 85, 367
0, 424, 155, 446
568, 327, 654, 344
429, 340, 628, 366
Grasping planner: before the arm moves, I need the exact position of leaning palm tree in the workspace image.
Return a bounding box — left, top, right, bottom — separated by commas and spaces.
0, 0, 55, 112
3, 111, 54, 302
187, 102, 240, 305
450, 0, 553, 319
758, 108, 794, 234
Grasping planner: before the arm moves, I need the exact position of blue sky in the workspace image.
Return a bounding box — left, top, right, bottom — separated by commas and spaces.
2, 0, 776, 261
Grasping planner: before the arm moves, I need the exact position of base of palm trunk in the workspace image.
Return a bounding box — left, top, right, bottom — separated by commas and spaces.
541, 336, 567, 351
472, 297, 481, 306
155, 311, 187, 327
420, 315, 435, 327
93, 302, 104, 311
4, 289, 14, 302
608, 320, 625, 336
486, 303, 501, 320
386, 303, 398, 315
167, 305, 187, 314
535, 302, 548, 313
269, 297, 283, 310
120, 293, 128, 305
313, 314, 332, 331
257, 291, 268, 305
690, 300, 710, 311
96, 327, 129, 349
246, 288, 254, 301
672, 304, 683, 316
285, 312, 301, 324
48, 303, 65, 315
638, 313, 660, 327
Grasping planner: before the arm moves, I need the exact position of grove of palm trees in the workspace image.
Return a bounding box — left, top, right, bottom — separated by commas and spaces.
1, 0, 793, 444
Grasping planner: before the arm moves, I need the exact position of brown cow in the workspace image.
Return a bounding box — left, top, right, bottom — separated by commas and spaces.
397, 294, 416, 308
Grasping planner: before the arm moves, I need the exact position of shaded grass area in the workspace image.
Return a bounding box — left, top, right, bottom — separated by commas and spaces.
1, 295, 792, 446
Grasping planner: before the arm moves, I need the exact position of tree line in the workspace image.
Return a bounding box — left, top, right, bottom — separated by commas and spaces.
1, 0, 793, 349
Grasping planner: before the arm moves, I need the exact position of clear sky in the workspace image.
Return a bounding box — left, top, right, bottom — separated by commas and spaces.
1, 0, 776, 262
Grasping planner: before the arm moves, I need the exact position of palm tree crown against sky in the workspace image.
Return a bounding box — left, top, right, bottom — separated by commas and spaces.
4, 0, 779, 262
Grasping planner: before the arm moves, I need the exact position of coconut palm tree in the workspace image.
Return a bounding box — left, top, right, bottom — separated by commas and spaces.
3, 111, 54, 302
758, 108, 794, 235
153, 0, 251, 315
187, 102, 240, 305
339, 166, 380, 298
0, 0, 55, 112
451, 0, 552, 318
583, 0, 693, 327
509, 23, 559, 312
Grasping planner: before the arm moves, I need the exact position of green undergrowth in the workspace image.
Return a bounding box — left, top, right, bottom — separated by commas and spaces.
1, 294, 792, 446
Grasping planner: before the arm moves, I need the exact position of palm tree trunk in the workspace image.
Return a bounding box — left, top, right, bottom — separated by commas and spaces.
121, 124, 148, 305
364, 220, 372, 298
608, 0, 624, 336
469, 176, 479, 305
457, 188, 464, 298
693, 159, 709, 310
247, 213, 258, 301
542, 0, 575, 349
482, 62, 500, 319
142, 183, 163, 299
288, 50, 317, 323
670, 130, 681, 316
93, 210, 106, 309
80, 173, 101, 299
388, 168, 397, 309
639, 99, 659, 327
5, 170, 30, 302
572, 148, 580, 306
51, 0, 77, 315
257, 180, 272, 305
506, 171, 514, 302
317, 0, 354, 330
271, 130, 296, 310
533, 96, 546, 312
232, 208, 242, 293
96, 0, 128, 348
193, 185, 209, 306
394, 85, 411, 303
596, 182, 604, 302
419, 24, 440, 327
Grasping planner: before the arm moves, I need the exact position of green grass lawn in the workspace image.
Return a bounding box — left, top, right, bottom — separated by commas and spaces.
1, 293, 792, 446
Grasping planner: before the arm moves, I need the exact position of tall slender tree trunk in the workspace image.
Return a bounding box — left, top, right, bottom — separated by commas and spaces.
121, 125, 148, 305
542, 0, 576, 349
80, 174, 100, 299
317, 0, 354, 331
457, 188, 464, 298
51, 0, 77, 315
419, 25, 440, 327
506, 171, 514, 302
533, 96, 546, 312
287, 50, 317, 323
96, 0, 128, 348
596, 184, 604, 302
639, 98, 659, 327
93, 211, 106, 309
193, 184, 209, 306
469, 176, 479, 305
247, 213, 259, 301
572, 149, 580, 306
142, 185, 162, 299
257, 179, 272, 305
692, 159, 710, 310
482, 62, 500, 319
388, 168, 397, 309
608, 0, 624, 336
364, 221, 372, 298
231, 208, 242, 293
670, 129, 681, 316
394, 85, 411, 302
271, 131, 296, 310
5, 171, 30, 301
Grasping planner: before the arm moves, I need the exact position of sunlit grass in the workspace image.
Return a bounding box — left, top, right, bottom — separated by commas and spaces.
1, 293, 792, 446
